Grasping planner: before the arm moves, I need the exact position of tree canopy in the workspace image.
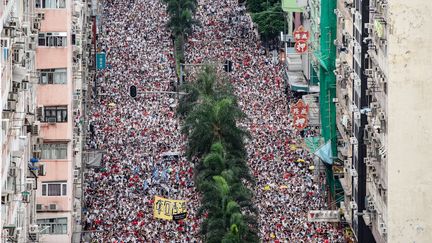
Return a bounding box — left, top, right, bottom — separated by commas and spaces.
178, 67, 259, 242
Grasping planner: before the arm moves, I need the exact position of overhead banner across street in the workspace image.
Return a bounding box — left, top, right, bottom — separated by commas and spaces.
153, 196, 187, 221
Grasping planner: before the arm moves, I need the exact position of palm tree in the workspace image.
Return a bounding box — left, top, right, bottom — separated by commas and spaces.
198, 175, 259, 243
178, 66, 258, 242
178, 65, 235, 116
182, 96, 249, 158
164, 0, 199, 60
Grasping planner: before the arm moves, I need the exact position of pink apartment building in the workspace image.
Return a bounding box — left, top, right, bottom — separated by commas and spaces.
34, 0, 91, 242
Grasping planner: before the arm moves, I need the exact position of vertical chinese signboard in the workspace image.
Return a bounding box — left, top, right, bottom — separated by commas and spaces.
293, 25, 309, 54
290, 99, 309, 130
96, 52, 106, 70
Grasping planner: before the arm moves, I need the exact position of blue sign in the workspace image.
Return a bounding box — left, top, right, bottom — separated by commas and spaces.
96, 52, 106, 70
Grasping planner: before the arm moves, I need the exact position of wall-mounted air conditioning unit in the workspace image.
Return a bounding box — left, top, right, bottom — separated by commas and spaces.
354, 111, 361, 120
349, 200, 358, 209
29, 225, 39, 241
350, 168, 358, 177
47, 117, 57, 124
36, 204, 43, 211
48, 204, 58, 211
22, 193, 30, 203
9, 167, 17, 177
38, 163, 46, 176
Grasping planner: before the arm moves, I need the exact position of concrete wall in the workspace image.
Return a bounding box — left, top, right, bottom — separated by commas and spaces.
387, 1, 432, 242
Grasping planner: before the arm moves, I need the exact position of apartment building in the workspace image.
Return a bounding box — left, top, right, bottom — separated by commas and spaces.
33, 0, 91, 242
1, 0, 43, 242
335, 0, 432, 242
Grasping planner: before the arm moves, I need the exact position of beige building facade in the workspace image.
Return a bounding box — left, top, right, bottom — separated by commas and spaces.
335, 0, 432, 242
387, 0, 432, 242
2, 0, 92, 241
1, 0, 42, 242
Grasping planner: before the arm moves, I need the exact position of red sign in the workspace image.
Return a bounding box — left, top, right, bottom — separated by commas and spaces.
290, 99, 309, 116
293, 115, 308, 130
291, 99, 309, 130
293, 25, 310, 42
294, 40, 308, 54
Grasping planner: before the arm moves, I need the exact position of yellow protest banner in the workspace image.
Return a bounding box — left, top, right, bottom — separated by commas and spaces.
153, 196, 187, 221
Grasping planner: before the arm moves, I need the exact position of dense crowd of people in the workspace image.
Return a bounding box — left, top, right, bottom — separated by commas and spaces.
83, 0, 346, 242
83, 0, 200, 241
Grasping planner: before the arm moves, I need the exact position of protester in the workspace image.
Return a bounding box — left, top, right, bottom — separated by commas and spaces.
83, 0, 200, 242
186, 0, 345, 242
84, 0, 345, 242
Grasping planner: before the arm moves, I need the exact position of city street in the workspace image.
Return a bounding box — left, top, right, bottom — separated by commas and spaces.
83, 0, 343, 242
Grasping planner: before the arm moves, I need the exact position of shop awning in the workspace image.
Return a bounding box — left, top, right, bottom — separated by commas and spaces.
282, 0, 306, 12
314, 140, 333, 165
284, 71, 319, 93
338, 177, 352, 196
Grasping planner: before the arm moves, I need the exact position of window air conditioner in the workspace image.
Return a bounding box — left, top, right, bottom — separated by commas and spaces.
36, 204, 43, 211
26, 180, 34, 191
37, 13, 45, 20
29, 225, 38, 233
354, 111, 361, 120
38, 163, 46, 176
9, 167, 17, 177
47, 117, 57, 124
49, 204, 58, 211
22, 193, 30, 203
350, 168, 358, 177
364, 69, 373, 76
350, 201, 358, 209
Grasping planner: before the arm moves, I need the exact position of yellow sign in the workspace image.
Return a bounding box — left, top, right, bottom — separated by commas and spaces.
153, 196, 187, 221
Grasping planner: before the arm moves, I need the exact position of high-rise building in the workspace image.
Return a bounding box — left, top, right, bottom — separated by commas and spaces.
1, 0, 41, 242
335, 0, 432, 242
32, 0, 92, 242
334, 0, 376, 241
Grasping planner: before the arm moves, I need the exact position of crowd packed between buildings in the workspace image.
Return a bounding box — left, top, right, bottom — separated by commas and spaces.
83, 0, 346, 242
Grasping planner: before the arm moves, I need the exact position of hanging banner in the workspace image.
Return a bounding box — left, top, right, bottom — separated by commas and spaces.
291, 99, 309, 130
293, 25, 310, 42
294, 40, 308, 54
290, 99, 309, 116
153, 196, 187, 221
308, 210, 340, 222
96, 52, 106, 70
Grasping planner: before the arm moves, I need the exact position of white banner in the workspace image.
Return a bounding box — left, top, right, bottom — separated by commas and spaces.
307, 210, 340, 222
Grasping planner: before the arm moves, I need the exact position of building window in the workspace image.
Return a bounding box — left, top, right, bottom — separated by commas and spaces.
37, 218, 68, 234
35, 0, 66, 8
39, 68, 67, 84
41, 143, 68, 160
41, 182, 67, 196
43, 106, 68, 123
38, 33, 67, 47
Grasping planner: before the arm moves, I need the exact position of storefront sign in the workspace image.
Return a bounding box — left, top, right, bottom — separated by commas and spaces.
293, 25, 310, 41
294, 41, 308, 54
290, 99, 309, 116
308, 210, 340, 222
291, 99, 309, 130
293, 115, 308, 130
96, 52, 106, 70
